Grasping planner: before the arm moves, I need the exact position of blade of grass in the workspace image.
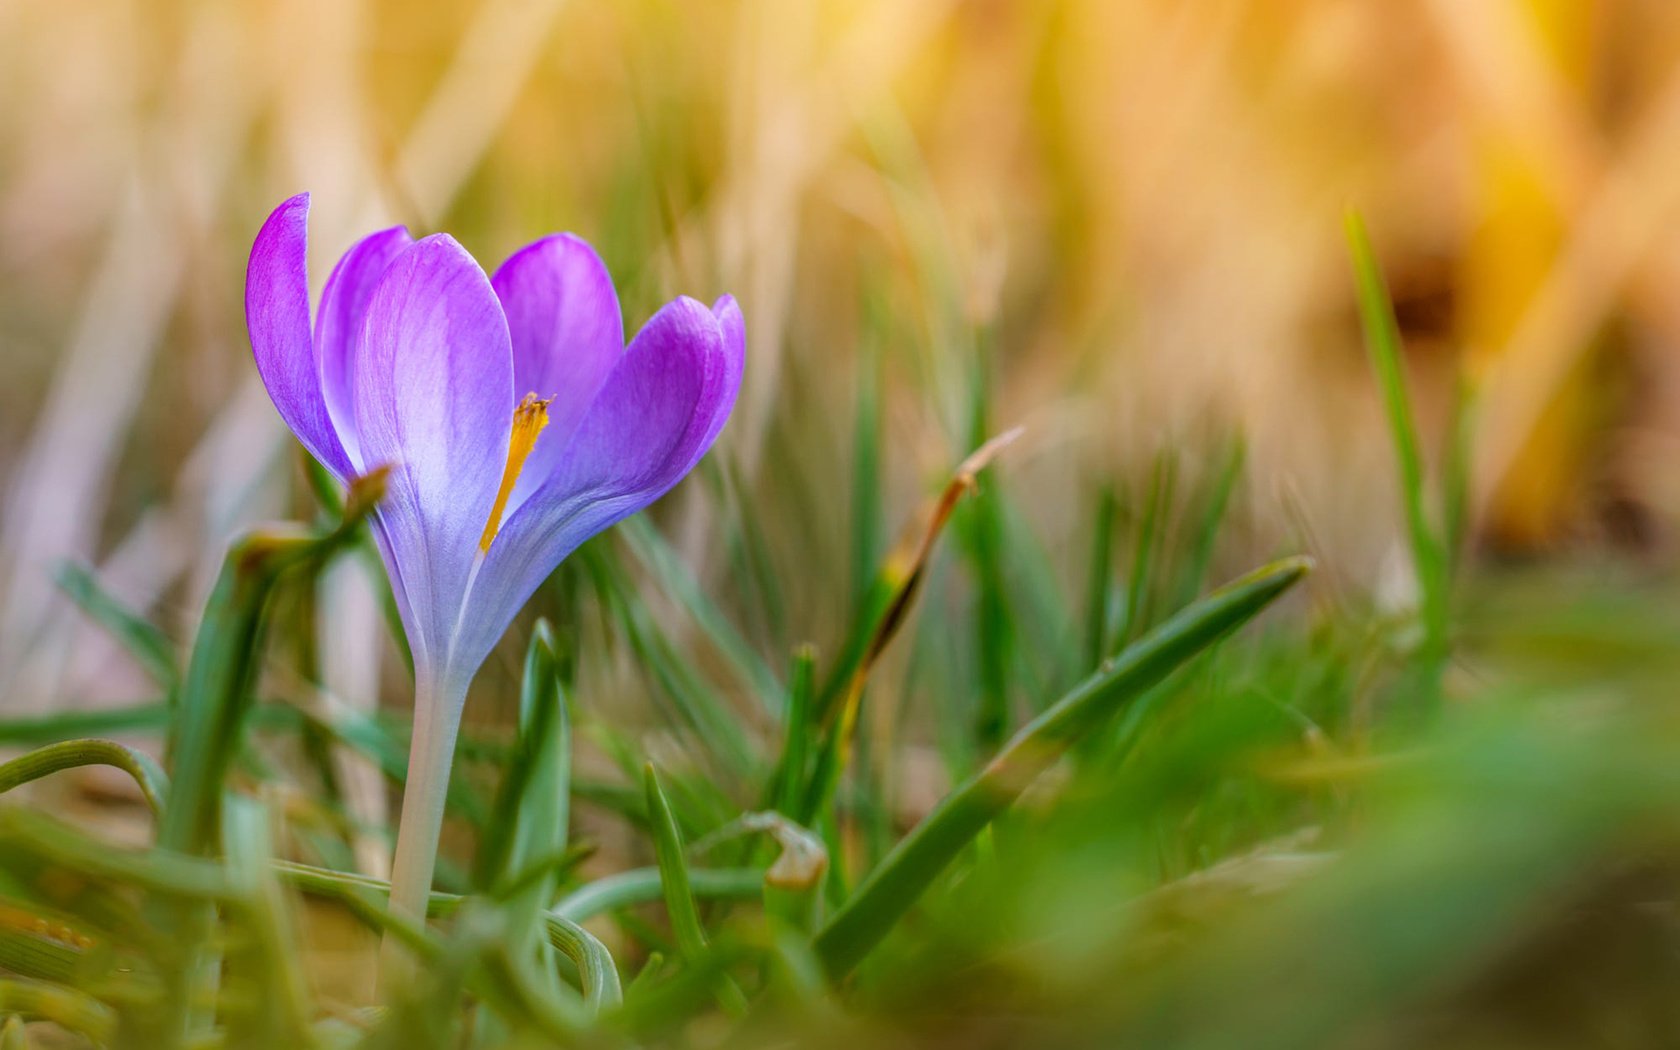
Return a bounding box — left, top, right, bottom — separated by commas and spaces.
53, 562, 179, 695
1443, 371, 1478, 576
0, 739, 168, 816
766, 645, 818, 817
476, 621, 572, 1014
1346, 212, 1450, 704
159, 466, 387, 855
0, 979, 113, 1045
644, 764, 711, 962
960, 411, 1014, 753
804, 429, 1025, 823
644, 764, 747, 1013
812, 556, 1312, 980
220, 798, 311, 1048
550, 867, 765, 923
1176, 435, 1245, 608
586, 549, 754, 780
1083, 483, 1118, 670
619, 516, 782, 710
1118, 449, 1176, 650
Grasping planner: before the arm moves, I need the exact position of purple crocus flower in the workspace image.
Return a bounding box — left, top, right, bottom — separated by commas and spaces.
245, 192, 743, 944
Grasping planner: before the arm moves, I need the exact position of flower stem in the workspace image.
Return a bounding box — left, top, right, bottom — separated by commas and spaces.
379, 665, 469, 994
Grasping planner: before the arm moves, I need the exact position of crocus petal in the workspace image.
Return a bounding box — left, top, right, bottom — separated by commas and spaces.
699, 295, 747, 461
491, 234, 623, 513
450, 296, 741, 673
315, 225, 412, 471
354, 234, 514, 665
246, 192, 353, 477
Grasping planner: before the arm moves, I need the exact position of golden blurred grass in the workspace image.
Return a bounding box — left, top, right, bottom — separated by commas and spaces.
5, 0, 1680, 720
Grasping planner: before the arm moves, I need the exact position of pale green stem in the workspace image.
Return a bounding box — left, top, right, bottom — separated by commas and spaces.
378, 663, 470, 993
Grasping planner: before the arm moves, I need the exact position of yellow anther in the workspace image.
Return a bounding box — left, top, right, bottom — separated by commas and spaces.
479, 393, 551, 553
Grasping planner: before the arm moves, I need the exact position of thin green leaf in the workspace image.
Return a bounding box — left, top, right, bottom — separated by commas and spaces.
0, 739, 168, 815
159, 466, 388, 856
643, 764, 709, 961
620, 517, 782, 710
1346, 212, 1450, 698
53, 562, 178, 693
812, 556, 1312, 980
1083, 483, 1118, 670
766, 645, 817, 817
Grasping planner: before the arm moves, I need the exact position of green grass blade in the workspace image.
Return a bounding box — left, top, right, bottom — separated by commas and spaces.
480, 621, 573, 1007
619, 516, 782, 709
0, 704, 174, 745
540, 913, 622, 1014
643, 764, 748, 1014
551, 867, 764, 923
1442, 371, 1477, 576
53, 562, 178, 694
0, 979, 113, 1044
1176, 435, 1245, 608
588, 551, 754, 779
1083, 483, 1118, 670
1346, 212, 1450, 695
643, 764, 709, 962
475, 622, 569, 892
1119, 450, 1175, 650
160, 468, 386, 857
812, 556, 1312, 980
766, 645, 817, 817
220, 798, 312, 1048
851, 329, 886, 611
0, 739, 168, 815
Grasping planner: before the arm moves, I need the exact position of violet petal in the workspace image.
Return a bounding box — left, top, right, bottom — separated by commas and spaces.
246, 192, 352, 477
491, 233, 624, 514
315, 225, 412, 470
354, 233, 514, 665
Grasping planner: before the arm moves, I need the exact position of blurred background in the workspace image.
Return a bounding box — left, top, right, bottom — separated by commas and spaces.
5, 0, 1680, 805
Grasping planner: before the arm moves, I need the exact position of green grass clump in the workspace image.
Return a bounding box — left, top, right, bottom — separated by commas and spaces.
1, 226, 1679, 1049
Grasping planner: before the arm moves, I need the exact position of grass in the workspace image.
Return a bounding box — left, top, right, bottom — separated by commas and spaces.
0, 198, 1673, 1048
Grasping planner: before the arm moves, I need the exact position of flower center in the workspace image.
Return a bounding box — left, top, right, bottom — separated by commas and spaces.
478, 393, 551, 553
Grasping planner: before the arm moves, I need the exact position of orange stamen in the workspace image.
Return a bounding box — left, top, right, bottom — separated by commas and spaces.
478, 393, 551, 553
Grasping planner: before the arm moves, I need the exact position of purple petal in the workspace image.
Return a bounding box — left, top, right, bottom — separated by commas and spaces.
315, 225, 412, 470
354, 234, 514, 665
699, 295, 746, 462
450, 295, 742, 673
491, 234, 623, 513
246, 193, 352, 477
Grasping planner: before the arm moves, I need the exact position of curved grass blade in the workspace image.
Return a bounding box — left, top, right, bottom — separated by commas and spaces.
540, 913, 623, 1014
0, 739, 168, 816
0, 979, 113, 1045
274, 858, 624, 1015
812, 556, 1312, 980
551, 867, 764, 923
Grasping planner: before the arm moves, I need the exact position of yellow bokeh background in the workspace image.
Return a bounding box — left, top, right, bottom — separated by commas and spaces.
5, 0, 1680, 708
